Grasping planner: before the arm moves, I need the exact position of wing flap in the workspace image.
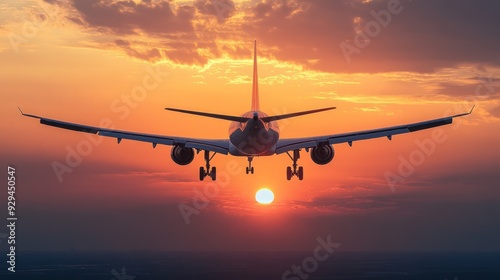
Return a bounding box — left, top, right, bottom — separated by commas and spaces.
328, 128, 409, 145
98, 131, 175, 146
275, 140, 318, 154
185, 142, 229, 154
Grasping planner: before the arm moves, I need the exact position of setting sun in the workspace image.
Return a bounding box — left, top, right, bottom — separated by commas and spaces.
255, 188, 274, 204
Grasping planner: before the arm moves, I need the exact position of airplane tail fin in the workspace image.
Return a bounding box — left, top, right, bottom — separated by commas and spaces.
166, 41, 336, 123
252, 40, 259, 111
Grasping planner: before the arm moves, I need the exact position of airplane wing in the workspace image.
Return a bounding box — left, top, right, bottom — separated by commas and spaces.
275, 107, 474, 154
19, 109, 229, 154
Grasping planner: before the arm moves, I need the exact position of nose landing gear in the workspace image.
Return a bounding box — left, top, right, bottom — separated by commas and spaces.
246, 157, 255, 174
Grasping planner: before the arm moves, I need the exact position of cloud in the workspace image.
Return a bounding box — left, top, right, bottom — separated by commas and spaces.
244, 0, 500, 73
489, 105, 500, 118
39, 0, 500, 73
194, 0, 236, 23
114, 39, 162, 62
68, 0, 196, 35
42, 0, 207, 63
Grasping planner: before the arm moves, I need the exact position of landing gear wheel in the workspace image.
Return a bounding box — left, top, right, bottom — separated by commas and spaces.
286, 149, 303, 180
210, 167, 217, 181
199, 166, 205, 181
246, 157, 255, 175
286, 166, 292, 181
200, 150, 217, 181
297, 166, 304, 181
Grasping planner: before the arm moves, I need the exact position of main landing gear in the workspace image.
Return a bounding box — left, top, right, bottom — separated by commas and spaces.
199, 150, 216, 181
286, 149, 303, 181
246, 157, 255, 174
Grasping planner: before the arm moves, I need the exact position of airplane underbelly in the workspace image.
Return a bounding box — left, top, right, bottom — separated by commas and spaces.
229, 128, 278, 156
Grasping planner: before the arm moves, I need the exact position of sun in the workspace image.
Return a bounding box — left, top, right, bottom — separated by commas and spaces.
255, 188, 274, 204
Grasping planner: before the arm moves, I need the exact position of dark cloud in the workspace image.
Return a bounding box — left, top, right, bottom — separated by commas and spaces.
488, 105, 500, 118
42, 0, 500, 72
245, 0, 500, 73
70, 0, 196, 36
114, 39, 129, 47
194, 0, 236, 23
113, 39, 162, 61
43, 0, 62, 4
435, 83, 485, 98
44, 0, 221, 64
432, 78, 499, 100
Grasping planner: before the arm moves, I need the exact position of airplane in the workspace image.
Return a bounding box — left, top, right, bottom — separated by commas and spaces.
20, 41, 474, 181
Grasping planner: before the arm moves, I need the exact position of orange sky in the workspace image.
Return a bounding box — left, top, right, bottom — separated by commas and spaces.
1, 0, 500, 252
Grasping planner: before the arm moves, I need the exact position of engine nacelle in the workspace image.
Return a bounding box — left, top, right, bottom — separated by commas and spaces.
310, 143, 334, 165
170, 146, 195, 166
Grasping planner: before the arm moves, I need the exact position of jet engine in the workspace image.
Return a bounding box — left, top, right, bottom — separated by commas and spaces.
310, 143, 334, 165
170, 146, 195, 165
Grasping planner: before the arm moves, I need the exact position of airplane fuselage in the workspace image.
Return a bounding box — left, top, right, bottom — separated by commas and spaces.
228, 111, 280, 156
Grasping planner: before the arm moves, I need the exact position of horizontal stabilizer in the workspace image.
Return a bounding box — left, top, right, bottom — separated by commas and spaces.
261, 107, 336, 122
166, 108, 250, 123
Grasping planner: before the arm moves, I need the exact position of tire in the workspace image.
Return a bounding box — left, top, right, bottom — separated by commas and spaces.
298, 166, 304, 181
286, 166, 292, 181
199, 167, 205, 181
211, 167, 217, 181
250, 167, 254, 174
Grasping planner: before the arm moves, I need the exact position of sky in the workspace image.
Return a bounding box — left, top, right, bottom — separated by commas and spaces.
0, 0, 500, 252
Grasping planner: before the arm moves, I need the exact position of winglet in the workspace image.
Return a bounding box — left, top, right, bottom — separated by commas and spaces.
448, 104, 475, 119
469, 104, 475, 114
17, 107, 41, 119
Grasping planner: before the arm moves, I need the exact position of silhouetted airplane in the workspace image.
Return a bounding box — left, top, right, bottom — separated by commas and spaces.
20, 41, 473, 181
